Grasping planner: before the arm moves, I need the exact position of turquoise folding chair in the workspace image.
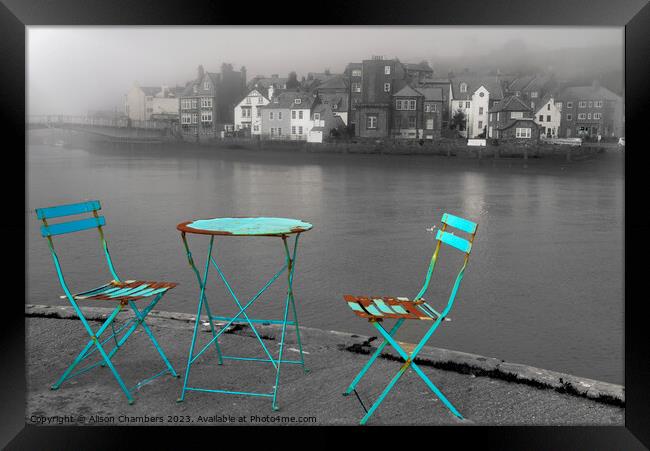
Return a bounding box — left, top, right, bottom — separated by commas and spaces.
35, 200, 179, 404
342, 213, 478, 425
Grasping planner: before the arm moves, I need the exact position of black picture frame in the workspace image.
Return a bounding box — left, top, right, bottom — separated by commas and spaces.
3, 0, 649, 448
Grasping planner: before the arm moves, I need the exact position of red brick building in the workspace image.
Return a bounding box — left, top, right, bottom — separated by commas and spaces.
487, 95, 540, 142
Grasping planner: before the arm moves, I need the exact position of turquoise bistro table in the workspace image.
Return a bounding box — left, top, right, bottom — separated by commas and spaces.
176, 217, 313, 410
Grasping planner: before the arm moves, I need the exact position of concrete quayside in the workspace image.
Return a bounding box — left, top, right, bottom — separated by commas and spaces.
25, 304, 623, 426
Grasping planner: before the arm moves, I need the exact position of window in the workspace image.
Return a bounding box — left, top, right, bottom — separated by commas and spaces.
269, 112, 274, 120
278, 112, 283, 120
201, 111, 212, 122
587, 113, 592, 119
594, 113, 602, 120
426, 118, 434, 129
191, 99, 197, 109
241, 108, 251, 118
367, 115, 377, 129
479, 107, 484, 115
578, 113, 587, 119
408, 100, 416, 110
556, 102, 563, 110
588, 101, 593, 108
314, 113, 320, 121
465, 101, 470, 108
515, 127, 531, 138
479, 92, 485, 97
567, 101, 573, 108
596, 100, 603, 108
253, 125, 259, 132
294, 99, 302, 105
496, 112, 500, 121
298, 126, 303, 134
292, 110, 296, 119
489, 113, 493, 122
547, 104, 551, 110
567, 114, 572, 121
546, 115, 551, 122
245, 97, 251, 104
352, 83, 361, 93
488, 126, 493, 137
431, 103, 437, 112
396, 100, 403, 110
201, 97, 212, 108
539, 115, 544, 122
384, 83, 391, 92
511, 112, 523, 119
578, 101, 587, 108
258, 97, 263, 104
270, 127, 276, 136
204, 81, 210, 90
352, 69, 362, 77
299, 111, 303, 119
278, 128, 282, 135
191, 113, 198, 124
292, 126, 296, 135
256, 109, 261, 118
531, 92, 538, 98
408, 116, 416, 128
181, 113, 191, 124
460, 82, 467, 93
181, 99, 191, 110
478, 120, 483, 129
384, 65, 391, 75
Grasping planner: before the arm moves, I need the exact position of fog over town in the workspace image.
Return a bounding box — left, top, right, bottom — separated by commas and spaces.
28, 26, 623, 116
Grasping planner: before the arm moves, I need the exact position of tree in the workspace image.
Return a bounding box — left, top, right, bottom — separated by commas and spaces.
450, 109, 467, 131
286, 71, 300, 89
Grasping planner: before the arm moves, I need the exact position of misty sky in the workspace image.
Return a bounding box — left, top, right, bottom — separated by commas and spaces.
27, 26, 623, 116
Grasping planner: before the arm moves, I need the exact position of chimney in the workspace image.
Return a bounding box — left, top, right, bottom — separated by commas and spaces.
268, 85, 275, 100
197, 65, 205, 81
240, 66, 247, 92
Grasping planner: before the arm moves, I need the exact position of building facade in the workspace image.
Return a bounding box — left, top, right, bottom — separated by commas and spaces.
124, 83, 180, 121
557, 83, 624, 138
534, 96, 562, 138
234, 87, 270, 135
450, 76, 504, 138
487, 95, 540, 141
179, 64, 246, 138
259, 91, 318, 140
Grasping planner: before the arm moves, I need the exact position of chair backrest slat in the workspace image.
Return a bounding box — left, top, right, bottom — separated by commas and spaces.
436, 229, 472, 253
36, 200, 101, 220
41, 216, 106, 237
441, 213, 477, 234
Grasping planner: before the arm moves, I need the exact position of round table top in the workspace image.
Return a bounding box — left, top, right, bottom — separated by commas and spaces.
177, 217, 313, 236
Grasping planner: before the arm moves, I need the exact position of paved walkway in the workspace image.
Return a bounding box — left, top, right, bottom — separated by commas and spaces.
25, 306, 624, 426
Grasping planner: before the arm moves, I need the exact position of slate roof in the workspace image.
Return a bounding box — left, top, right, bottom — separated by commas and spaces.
557, 85, 622, 101
508, 75, 536, 92
404, 62, 433, 72
393, 84, 424, 98
314, 76, 348, 91
416, 87, 444, 102
259, 91, 317, 110
451, 77, 504, 101
140, 87, 160, 96
489, 95, 532, 113
248, 76, 288, 90
317, 92, 348, 112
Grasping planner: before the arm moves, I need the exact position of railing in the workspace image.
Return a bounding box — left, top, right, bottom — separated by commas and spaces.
28, 115, 173, 130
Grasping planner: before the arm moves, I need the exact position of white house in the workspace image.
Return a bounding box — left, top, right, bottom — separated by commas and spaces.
534, 96, 562, 138
289, 96, 315, 141
234, 88, 270, 135
125, 82, 180, 121
450, 77, 504, 138
468, 86, 490, 138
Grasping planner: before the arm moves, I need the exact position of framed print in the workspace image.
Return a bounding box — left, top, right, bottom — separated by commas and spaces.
2, 0, 649, 447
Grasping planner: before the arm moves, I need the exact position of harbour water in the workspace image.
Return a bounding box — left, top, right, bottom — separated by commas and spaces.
27, 131, 624, 384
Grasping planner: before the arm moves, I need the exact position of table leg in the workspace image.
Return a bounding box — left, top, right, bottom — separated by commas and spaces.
178, 235, 214, 403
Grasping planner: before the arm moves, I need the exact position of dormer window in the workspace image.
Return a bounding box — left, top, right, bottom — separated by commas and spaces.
384, 65, 391, 75
204, 81, 210, 90
294, 99, 302, 105
460, 82, 467, 93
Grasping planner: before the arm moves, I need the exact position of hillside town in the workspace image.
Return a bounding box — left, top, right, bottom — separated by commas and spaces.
121, 55, 624, 145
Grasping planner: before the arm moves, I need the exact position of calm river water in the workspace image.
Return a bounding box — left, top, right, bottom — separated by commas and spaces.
27, 131, 624, 384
